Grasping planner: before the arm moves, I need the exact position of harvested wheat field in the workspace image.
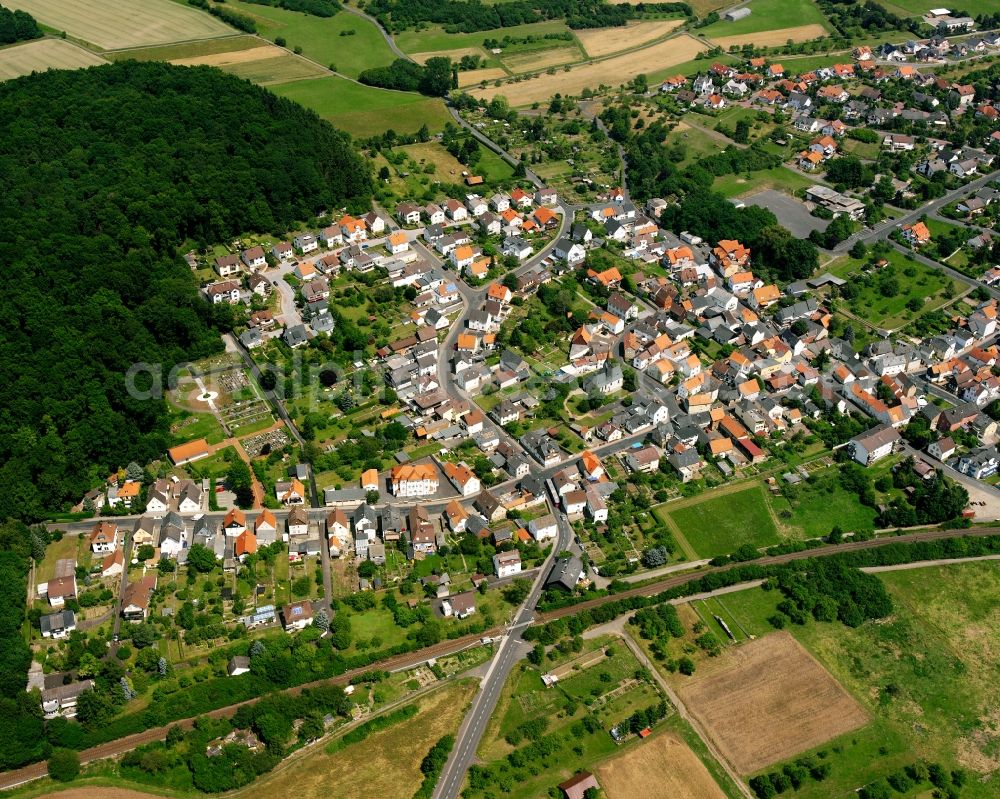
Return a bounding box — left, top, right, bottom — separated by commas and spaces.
501, 46, 580, 73
411, 47, 484, 64
245, 681, 475, 799
677, 631, 869, 774
0, 38, 107, 81
39, 789, 166, 799
576, 19, 684, 58
170, 45, 287, 67
597, 733, 727, 799
4, 0, 233, 50
473, 33, 706, 106
459, 67, 509, 86
711, 23, 828, 50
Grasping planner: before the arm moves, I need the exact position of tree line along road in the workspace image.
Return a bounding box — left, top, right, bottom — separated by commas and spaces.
3, 524, 999, 790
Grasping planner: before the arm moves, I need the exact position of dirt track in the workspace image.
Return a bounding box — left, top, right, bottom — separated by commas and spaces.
5, 526, 1000, 791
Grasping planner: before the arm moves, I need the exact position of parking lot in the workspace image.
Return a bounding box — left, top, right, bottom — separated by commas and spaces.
741, 189, 828, 239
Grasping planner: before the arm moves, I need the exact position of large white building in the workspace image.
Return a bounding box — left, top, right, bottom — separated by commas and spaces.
389, 463, 439, 497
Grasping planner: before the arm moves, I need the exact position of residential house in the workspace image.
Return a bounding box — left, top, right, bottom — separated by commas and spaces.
493, 550, 522, 578
849, 424, 901, 466
122, 574, 157, 621
282, 600, 314, 631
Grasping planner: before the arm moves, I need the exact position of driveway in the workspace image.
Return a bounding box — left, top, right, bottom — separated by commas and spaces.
741, 189, 828, 239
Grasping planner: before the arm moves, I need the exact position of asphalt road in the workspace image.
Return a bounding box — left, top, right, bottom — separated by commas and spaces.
431, 496, 573, 799
4, 525, 998, 790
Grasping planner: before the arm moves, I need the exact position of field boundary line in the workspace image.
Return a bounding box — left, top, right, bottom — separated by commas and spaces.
617, 629, 755, 799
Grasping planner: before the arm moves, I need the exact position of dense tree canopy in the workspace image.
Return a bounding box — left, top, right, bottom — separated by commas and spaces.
0, 62, 371, 520
0, 4, 41, 43
367, 0, 691, 32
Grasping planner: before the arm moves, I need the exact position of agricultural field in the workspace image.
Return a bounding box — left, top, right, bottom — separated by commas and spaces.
245, 681, 476, 799
501, 46, 580, 72
459, 66, 509, 86
170, 45, 328, 84
104, 35, 261, 63
596, 732, 727, 799
710, 23, 829, 50
825, 249, 958, 330
698, 0, 831, 40
471, 33, 707, 106
223, 0, 395, 78
270, 75, 451, 137
677, 632, 869, 774
4, 0, 233, 50
659, 484, 781, 559
0, 38, 107, 81
575, 19, 684, 59
669, 562, 1000, 797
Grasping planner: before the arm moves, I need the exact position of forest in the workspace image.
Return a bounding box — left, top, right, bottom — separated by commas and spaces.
242, 0, 341, 17
0, 61, 371, 522
0, 3, 41, 43
359, 56, 453, 96
367, 0, 691, 32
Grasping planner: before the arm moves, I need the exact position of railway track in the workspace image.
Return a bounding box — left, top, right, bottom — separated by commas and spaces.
2, 525, 997, 790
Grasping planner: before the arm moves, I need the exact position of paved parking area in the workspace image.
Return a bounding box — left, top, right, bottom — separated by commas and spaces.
742, 189, 828, 239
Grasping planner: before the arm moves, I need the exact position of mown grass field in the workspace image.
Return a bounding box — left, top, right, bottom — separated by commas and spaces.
0, 38, 107, 80
224, 0, 396, 77
713, 166, 817, 198
725, 562, 1000, 799
660, 484, 781, 558
5, 0, 233, 49
697, 0, 830, 38
270, 75, 451, 137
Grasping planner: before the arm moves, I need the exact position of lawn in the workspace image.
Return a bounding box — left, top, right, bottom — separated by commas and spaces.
224, 0, 396, 78
825, 248, 956, 330
270, 75, 452, 137
36, 533, 87, 583
660, 484, 781, 558
766, 467, 878, 538
697, 0, 831, 37
169, 409, 227, 446
713, 166, 817, 199
749, 561, 1000, 799
840, 137, 880, 160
